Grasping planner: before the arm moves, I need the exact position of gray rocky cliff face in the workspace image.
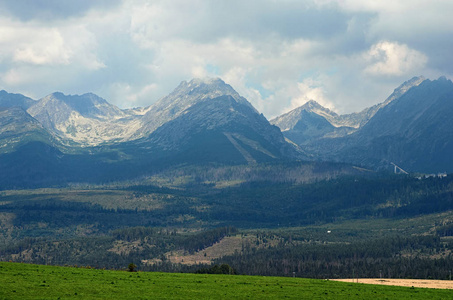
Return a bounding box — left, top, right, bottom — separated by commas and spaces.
27, 93, 142, 146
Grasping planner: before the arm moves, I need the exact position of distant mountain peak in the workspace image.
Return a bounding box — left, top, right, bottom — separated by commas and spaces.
26, 91, 135, 146
49, 91, 65, 97
43, 92, 108, 105
384, 76, 425, 104
39, 92, 120, 117
186, 77, 225, 86
303, 100, 321, 109
301, 100, 335, 114
136, 77, 257, 138
271, 100, 339, 133
0, 90, 36, 110
172, 77, 242, 103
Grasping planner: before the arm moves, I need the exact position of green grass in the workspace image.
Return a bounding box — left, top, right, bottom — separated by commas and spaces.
0, 262, 451, 299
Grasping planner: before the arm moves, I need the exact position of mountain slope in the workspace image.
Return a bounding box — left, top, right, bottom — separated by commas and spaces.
0, 90, 36, 110
130, 94, 301, 165
0, 106, 56, 153
335, 76, 426, 129
134, 78, 255, 138
309, 76, 453, 172
270, 101, 355, 144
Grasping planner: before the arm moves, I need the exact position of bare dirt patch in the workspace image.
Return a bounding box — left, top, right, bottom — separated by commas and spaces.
143, 234, 283, 266
332, 278, 453, 289
165, 235, 245, 265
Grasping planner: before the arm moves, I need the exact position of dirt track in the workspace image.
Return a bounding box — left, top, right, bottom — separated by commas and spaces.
332, 278, 453, 289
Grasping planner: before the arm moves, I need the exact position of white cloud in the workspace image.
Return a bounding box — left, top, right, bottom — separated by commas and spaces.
127, 83, 159, 104
12, 29, 71, 65
275, 77, 335, 115
1, 68, 35, 86
0, 0, 451, 119
364, 41, 427, 76
0, 18, 104, 69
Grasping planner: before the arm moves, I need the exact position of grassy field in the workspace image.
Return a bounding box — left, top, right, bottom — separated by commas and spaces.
0, 262, 452, 299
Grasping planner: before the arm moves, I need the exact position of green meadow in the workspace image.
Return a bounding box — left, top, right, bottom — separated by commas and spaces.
0, 262, 451, 299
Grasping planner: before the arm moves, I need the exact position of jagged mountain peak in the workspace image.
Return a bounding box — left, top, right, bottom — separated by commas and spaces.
37, 92, 124, 120
137, 77, 256, 137
168, 77, 245, 104
42, 91, 108, 107
303, 75, 453, 173
383, 76, 426, 104
303, 99, 320, 107
0, 90, 36, 110
186, 77, 226, 86
141, 93, 301, 164
273, 76, 429, 134
303, 99, 322, 109
301, 100, 336, 115
26, 91, 138, 146
0, 106, 55, 153
180, 77, 231, 90
270, 100, 338, 132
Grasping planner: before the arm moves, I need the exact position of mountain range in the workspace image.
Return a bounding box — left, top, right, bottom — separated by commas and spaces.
271, 76, 453, 173
0, 78, 300, 187
0, 75, 452, 187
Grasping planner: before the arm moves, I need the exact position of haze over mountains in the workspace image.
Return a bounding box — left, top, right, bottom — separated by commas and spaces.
0, 75, 452, 187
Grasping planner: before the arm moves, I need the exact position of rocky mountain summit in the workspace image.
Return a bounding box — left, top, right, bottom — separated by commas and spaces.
26, 92, 141, 146
134, 78, 256, 138
270, 100, 355, 144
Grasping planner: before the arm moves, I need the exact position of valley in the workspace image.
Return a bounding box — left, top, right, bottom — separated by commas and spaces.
1, 169, 452, 279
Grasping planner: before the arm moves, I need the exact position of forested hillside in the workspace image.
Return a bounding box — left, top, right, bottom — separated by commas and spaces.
1, 172, 452, 278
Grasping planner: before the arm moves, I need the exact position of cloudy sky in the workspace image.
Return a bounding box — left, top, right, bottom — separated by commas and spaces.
0, 0, 452, 118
